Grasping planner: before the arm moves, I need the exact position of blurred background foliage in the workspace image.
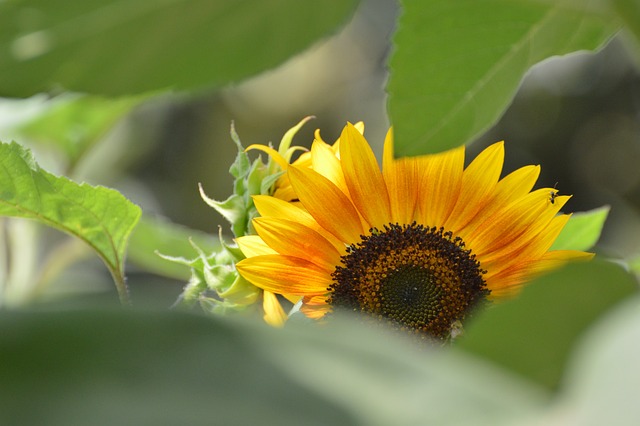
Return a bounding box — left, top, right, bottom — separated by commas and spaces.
4, 0, 639, 302
1, 0, 640, 423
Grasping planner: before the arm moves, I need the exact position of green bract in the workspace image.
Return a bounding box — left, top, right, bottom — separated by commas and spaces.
164, 120, 310, 316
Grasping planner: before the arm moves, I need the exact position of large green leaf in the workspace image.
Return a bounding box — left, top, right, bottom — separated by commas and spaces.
0, 0, 357, 97
612, 0, 640, 49
0, 141, 141, 303
550, 295, 640, 425
388, 0, 620, 156
457, 260, 638, 389
0, 309, 547, 425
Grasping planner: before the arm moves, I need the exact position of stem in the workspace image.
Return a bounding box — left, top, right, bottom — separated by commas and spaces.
109, 266, 131, 307
0, 219, 7, 306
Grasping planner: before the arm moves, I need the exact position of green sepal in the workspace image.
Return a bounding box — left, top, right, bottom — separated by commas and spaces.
229, 123, 251, 180
199, 296, 249, 316
216, 274, 260, 306
173, 118, 312, 317
177, 270, 209, 307
261, 171, 285, 195
203, 264, 235, 294
247, 158, 269, 198
199, 187, 248, 237
219, 234, 246, 263
162, 236, 259, 312
246, 208, 260, 236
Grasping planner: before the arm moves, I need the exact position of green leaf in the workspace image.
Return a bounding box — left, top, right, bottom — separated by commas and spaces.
0, 309, 547, 425
0, 0, 357, 97
389, 0, 620, 156
627, 254, 640, 275
457, 259, 638, 390
551, 295, 640, 424
127, 214, 220, 280
550, 206, 609, 251
13, 94, 147, 167
0, 141, 141, 303
612, 0, 640, 49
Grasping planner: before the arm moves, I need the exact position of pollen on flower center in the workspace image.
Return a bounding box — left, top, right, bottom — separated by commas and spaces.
328, 223, 489, 339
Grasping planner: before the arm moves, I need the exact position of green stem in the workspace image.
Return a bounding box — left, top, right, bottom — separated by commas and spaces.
109, 265, 131, 307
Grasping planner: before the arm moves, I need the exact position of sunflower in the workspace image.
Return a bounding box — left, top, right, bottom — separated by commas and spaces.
236, 123, 593, 339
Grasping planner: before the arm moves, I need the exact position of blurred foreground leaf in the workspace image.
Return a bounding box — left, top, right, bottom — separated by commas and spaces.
549, 296, 640, 425
0, 309, 547, 426
389, 0, 619, 156
0, 0, 357, 97
13, 94, 147, 167
457, 260, 638, 389
0, 142, 141, 303
550, 206, 609, 251
613, 0, 640, 50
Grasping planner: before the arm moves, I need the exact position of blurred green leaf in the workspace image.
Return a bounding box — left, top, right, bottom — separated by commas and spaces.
14, 94, 147, 167
550, 295, 640, 425
0, 0, 357, 97
0, 141, 141, 303
627, 254, 640, 276
128, 214, 220, 280
0, 309, 548, 426
612, 0, 640, 48
550, 206, 609, 251
457, 260, 638, 389
253, 313, 548, 426
389, 0, 619, 156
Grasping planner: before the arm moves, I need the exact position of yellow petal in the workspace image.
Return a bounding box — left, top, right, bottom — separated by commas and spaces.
300, 295, 331, 319
416, 145, 465, 226
288, 165, 364, 244
263, 290, 288, 327
315, 122, 363, 147
462, 188, 570, 257
253, 194, 313, 220
282, 293, 302, 305
253, 195, 345, 252
253, 217, 342, 272
382, 128, 420, 224
463, 165, 540, 231
236, 235, 277, 257
481, 214, 571, 274
311, 140, 348, 193
277, 115, 314, 160
491, 193, 572, 256
245, 144, 288, 170
291, 150, 313, 168
236, 255, 331, 295
447, 142, 504, 233
486, 249, 594, 295
314, 128, 328, 145
272, 184, 298, 202
339, 122, 391, 229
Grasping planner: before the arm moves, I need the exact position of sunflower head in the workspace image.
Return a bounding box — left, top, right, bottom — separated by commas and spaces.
236, 122, 594, 339
328, 222, 490, 339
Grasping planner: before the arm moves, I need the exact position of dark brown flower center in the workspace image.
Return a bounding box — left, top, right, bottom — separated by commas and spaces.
327, 223, 488, 339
